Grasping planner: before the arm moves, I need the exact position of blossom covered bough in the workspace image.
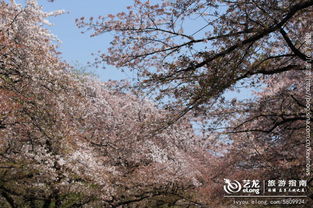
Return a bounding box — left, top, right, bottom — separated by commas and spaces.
78, 0, 313, 206
0, 1, 216, 207
1, 0, 313, 207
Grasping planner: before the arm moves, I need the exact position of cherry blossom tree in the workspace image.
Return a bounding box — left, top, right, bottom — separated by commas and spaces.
1, 0, 312, 207
77, 0, 313, 206
0, 1, 216, 207
77, 0, 312, 115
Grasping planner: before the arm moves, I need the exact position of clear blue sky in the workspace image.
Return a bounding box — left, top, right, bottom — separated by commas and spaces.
35, 0, 135, 81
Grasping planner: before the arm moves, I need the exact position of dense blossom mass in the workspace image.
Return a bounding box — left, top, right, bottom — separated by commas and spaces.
0, 1, 218, 207
0, 0, 312, 207
78, 0, 313, 206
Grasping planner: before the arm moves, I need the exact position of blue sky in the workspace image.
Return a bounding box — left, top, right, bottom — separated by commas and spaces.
35, 0, 135, 81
